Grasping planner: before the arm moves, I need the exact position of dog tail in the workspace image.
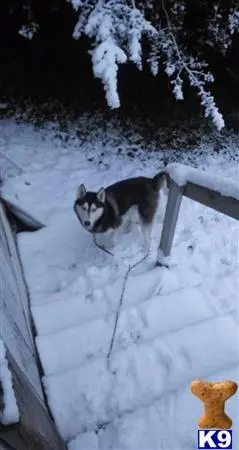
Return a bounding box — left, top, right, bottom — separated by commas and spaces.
152, 171, 167, 190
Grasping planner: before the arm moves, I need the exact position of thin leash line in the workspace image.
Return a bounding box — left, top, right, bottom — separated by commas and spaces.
93, 234, 114, 256
0, 151, 25, 175
92, 234, 150, 369
106, 264, 130, 359
106, 250, 149, 366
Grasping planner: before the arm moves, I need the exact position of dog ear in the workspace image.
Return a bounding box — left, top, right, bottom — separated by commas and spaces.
96, 187, 105, 203
77, 184, 86, 199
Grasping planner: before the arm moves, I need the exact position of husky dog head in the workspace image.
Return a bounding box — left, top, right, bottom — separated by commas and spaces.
74, 184, 105, 232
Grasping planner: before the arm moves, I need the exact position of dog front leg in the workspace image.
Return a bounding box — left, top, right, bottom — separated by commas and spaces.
139, 221, 152, 252
106, 230, 117, 249
99, 229, 117, 249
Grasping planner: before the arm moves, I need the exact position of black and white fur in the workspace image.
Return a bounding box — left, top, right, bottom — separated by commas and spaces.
74, 172, 166, 250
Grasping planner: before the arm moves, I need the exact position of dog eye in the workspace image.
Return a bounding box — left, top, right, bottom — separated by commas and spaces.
82, 206, 87, 211
91, 207, 96, 212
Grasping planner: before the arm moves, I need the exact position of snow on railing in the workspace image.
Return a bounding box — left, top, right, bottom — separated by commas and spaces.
157, 163, 239, 263
166, 163, 239, 200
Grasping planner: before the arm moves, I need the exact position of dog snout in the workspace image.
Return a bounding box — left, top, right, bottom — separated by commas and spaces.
84, 220, 91, 227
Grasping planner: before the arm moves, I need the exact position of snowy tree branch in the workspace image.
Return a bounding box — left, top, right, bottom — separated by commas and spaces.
207, 1, 239, 53
68, 0, 238, 129
160, 0, 225, 130
72, 0, 157, 108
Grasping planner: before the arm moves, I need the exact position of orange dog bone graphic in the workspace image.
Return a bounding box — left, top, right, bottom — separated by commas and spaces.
190, 379, 238, 429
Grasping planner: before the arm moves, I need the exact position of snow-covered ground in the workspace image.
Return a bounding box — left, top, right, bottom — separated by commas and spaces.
1, 118, 239, 449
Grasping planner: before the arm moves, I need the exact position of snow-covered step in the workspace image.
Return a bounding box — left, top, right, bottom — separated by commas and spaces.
36, 285, 218, 375
68, 364, 239, 450
31, 289, 111, 336
36, 315, 114, 375
43, 313, 238, 440
31, 262, 204, 336
31, 267, 163, 335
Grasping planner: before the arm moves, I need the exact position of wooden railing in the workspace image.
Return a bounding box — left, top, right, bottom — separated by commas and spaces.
157, 163, 239, 262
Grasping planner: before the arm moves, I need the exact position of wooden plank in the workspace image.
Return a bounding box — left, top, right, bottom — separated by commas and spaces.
0, 203, 43, 400
0, 203, 35, 348
0, 349, 66, 450
1, 306, 40, 403
1, 243, 31, 348
0, 217, 16, 284
184, 182, 239, 220
157, 180, 184, 259
0, 256, 43, 401
0, 201, 65, 449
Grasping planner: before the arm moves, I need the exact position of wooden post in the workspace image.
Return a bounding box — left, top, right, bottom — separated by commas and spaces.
157, 180, 183, 261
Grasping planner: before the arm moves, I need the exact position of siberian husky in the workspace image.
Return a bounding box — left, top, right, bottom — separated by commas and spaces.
74, 172, 166, 250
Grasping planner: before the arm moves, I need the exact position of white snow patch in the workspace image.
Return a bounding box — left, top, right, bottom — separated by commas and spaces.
68, 431, 99, 450
0, 339, 19, 425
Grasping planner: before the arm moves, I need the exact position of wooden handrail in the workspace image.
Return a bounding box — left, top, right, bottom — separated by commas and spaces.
157, 163, 239, 261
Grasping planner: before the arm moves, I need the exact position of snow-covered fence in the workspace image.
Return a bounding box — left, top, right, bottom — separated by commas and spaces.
0, 201, 66, 449
158, 163, 239, 261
